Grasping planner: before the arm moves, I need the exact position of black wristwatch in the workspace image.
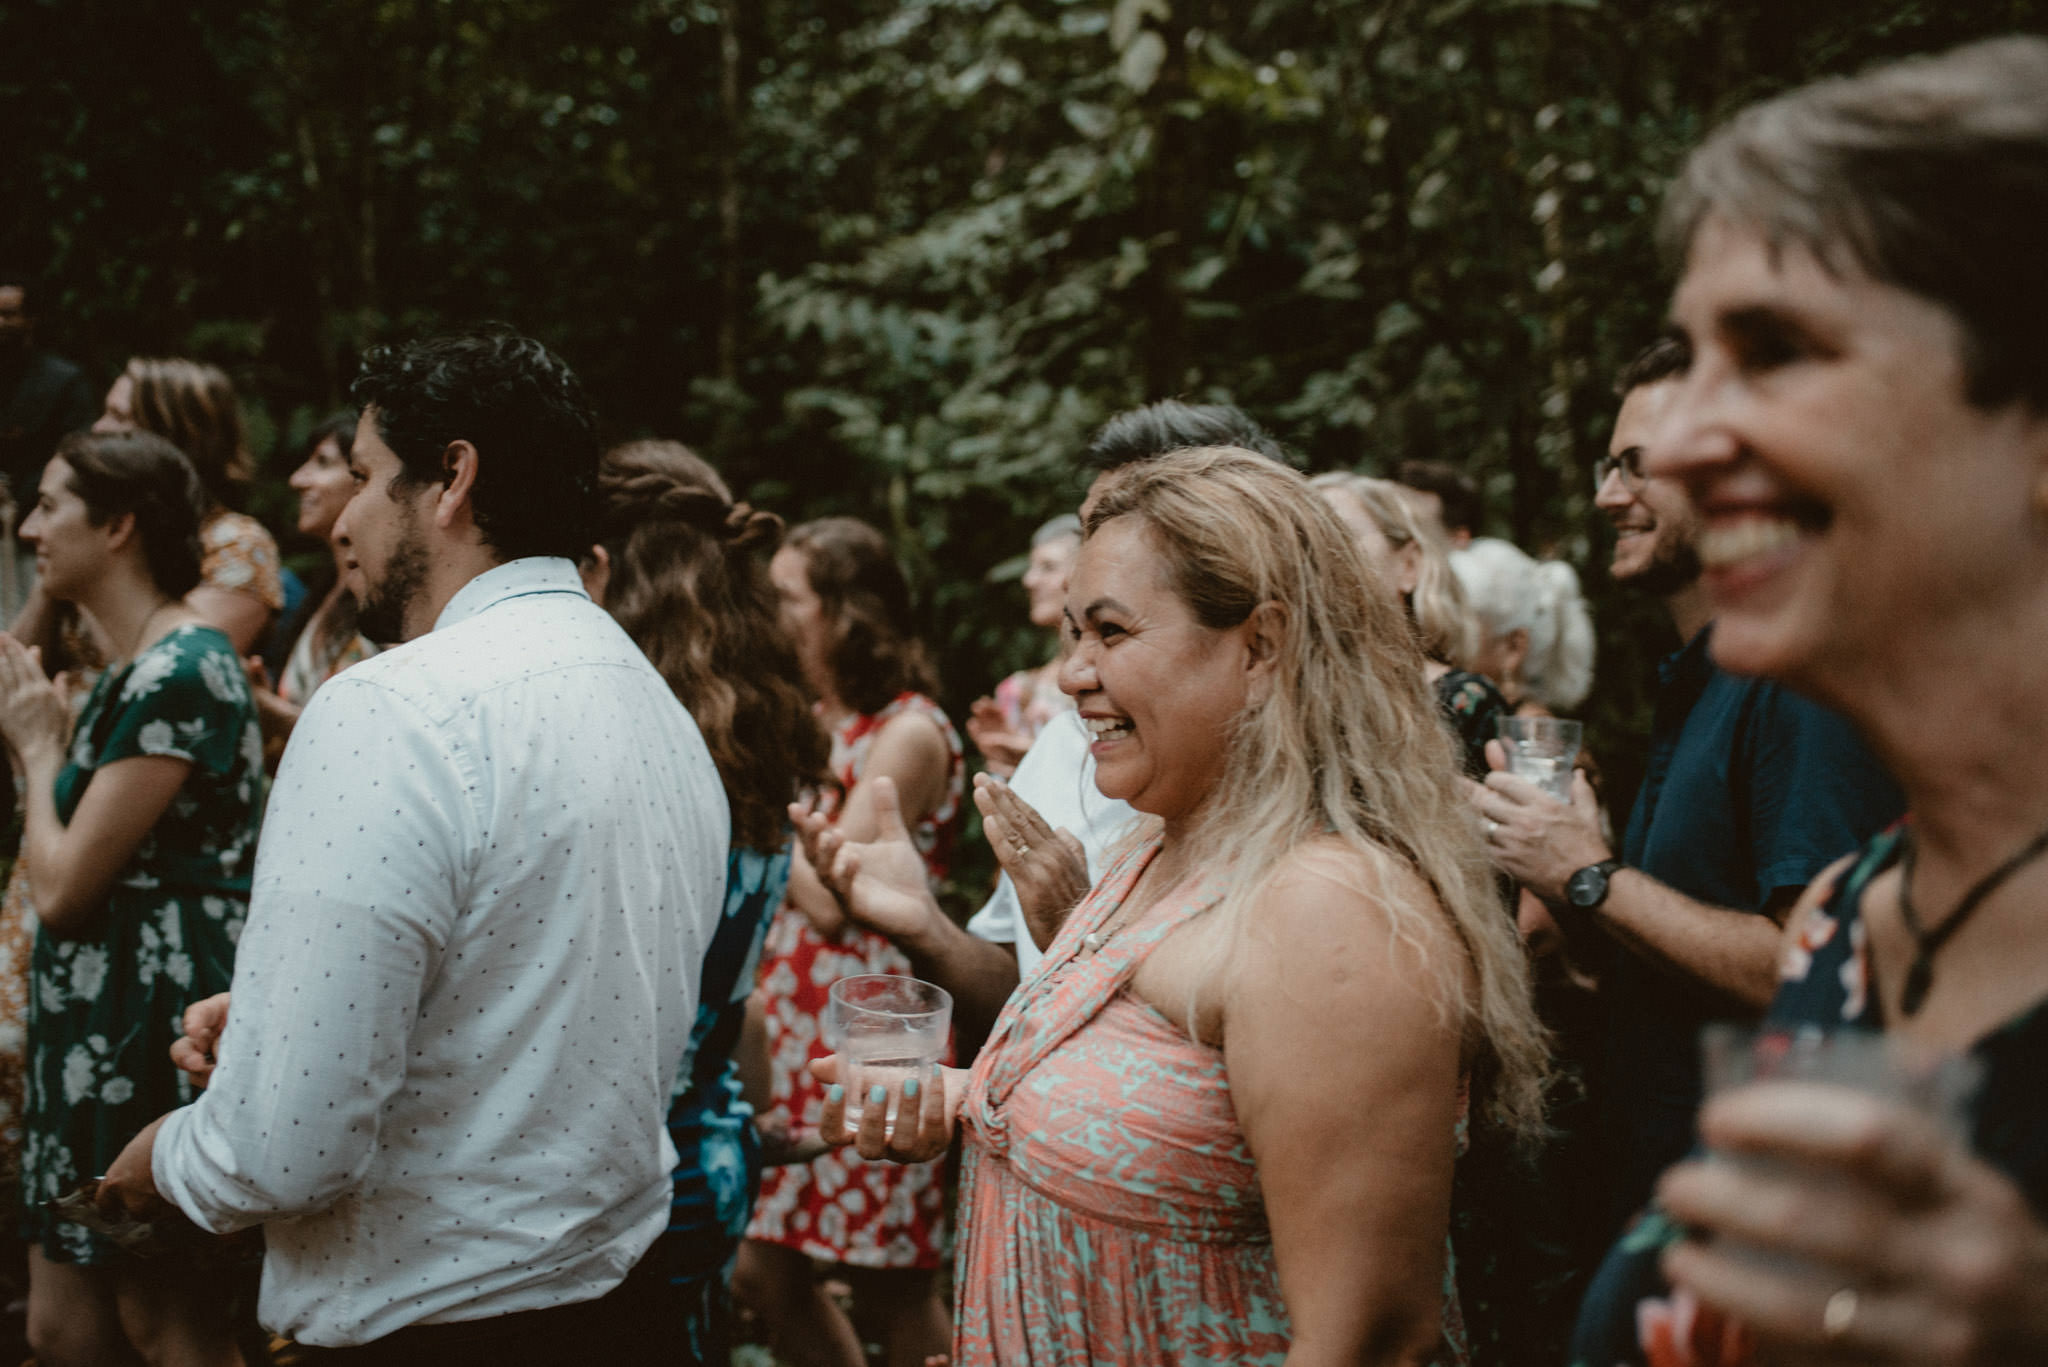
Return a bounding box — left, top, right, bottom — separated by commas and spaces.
1564, 859, 1623, 911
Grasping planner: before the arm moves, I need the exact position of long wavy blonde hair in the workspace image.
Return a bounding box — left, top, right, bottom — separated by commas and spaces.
1088, 448, 1549, 1141
1309, 472, 1480, 669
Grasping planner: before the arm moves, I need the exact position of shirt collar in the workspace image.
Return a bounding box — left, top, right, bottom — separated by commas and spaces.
1657, 620, 1717, 688
433, 557, 589, 633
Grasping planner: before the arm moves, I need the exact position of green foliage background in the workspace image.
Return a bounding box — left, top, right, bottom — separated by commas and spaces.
5, 0, 2043, 843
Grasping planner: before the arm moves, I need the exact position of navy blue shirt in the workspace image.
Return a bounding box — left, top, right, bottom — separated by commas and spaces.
1597, 624, 1903, 1234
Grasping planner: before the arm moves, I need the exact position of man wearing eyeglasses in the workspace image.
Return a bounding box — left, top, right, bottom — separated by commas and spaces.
1469, 336, 1903, 1249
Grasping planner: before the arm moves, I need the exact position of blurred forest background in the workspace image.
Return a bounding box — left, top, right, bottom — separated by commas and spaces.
4, 0, 2044, 874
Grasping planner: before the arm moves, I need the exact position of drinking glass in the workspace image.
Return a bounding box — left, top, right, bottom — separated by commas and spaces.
1496, 716, 1582, 802
1698, 1023, 1982, 1273
824, 974, 952, 1135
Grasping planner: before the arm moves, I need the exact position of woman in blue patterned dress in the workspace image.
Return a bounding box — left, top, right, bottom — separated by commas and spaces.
0, 430, 260, 1366
584, 440, 830, 1365
1570, 37, 2048, 1365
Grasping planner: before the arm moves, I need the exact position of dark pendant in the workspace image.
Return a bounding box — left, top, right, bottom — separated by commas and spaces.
1900, 955, 1934, 1016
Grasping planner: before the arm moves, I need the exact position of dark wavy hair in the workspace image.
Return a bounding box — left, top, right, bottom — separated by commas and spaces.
598, 441, 829, 853
351, 329, 599, 560
784, 517, 937, 717
55, 429, 207, 598
119, 356, 252, 503
1083, 399, 1285, 472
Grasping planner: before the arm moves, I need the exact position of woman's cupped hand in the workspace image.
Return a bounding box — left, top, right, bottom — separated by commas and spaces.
807, 1054, 970, 1164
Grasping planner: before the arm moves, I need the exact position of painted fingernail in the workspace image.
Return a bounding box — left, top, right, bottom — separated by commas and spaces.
826, 1084, 843, 1104
869, 1084, 887, 1106
903, 1077, 919, 1098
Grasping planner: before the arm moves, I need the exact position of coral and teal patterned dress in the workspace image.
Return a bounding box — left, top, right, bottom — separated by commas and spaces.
21, 624, 262, 1263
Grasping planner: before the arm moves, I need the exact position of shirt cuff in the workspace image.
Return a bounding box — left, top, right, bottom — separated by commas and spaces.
151, 1099, 251, 1235
965, 878, 1020, 945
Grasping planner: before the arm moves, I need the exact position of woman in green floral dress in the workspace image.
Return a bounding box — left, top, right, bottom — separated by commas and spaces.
0, 429, 261, 1366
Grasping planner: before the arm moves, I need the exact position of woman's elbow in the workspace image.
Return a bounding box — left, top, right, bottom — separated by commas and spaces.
30, 882, 105, 940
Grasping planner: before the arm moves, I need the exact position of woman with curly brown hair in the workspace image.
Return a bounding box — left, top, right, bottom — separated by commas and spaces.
580, 440, 829, 1366
734, 516, 962, 1367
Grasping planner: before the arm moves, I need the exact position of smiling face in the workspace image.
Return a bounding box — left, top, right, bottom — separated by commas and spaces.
19, 458, 112, 601
1647, 214, 2048, 691
1057, 516, 1255, 827
1597, 379, 1703, 597
1021, 533, 1078, 629
290, 434, 355, 540
332, 409, 433, 643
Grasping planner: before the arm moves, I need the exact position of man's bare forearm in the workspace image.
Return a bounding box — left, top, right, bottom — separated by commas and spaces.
897, 911, 1020, 1057
1592, 870, 1788, 1012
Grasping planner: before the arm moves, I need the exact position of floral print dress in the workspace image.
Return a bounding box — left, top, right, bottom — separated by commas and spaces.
20, 624, 263, 1263
747, 692, 963, 1268
1568, 822, 2048, 1367
651, 841, 793, 1365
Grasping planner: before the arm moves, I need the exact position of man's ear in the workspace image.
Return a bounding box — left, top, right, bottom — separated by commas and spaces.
579, 544, 612, 606
433, 441, 480, 532
1243, 600, 1288, 703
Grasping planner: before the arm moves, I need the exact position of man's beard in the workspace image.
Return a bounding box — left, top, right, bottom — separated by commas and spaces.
1623, 534, 1703, 599
356, 524, 429, 645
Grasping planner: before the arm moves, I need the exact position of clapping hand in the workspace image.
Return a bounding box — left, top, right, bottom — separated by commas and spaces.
1659, 1081, 2048, 1364
808, 1054, 968, 1165
974, 773, 1089, 952
0, 635, 68, 765
790, 777, 942, 943
965, 697, 1030, 778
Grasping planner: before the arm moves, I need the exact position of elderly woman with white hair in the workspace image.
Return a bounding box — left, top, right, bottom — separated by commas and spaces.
1449, 537, 1595, 717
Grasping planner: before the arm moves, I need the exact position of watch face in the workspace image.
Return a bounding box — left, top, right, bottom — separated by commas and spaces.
1567, 865, 1608, 909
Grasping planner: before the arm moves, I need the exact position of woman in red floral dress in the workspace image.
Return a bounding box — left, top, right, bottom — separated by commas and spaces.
735, 517, 962, 1367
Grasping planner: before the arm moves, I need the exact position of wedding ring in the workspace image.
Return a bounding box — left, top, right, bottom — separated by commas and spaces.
1484, 818, 1500, 837
1822, 1287, 1858, 1340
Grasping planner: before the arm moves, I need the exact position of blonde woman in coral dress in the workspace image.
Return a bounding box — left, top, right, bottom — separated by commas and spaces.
804, 448, 1551, 1366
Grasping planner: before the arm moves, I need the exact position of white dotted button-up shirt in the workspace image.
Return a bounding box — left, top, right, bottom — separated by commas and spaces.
153, 557, 729, 1346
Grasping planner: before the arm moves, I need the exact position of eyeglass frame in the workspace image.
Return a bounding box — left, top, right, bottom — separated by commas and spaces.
1592, 447, 1648, 492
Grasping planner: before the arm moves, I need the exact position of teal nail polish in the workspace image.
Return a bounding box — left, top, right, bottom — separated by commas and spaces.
903, 1077, 919, 1099
869, 1084, 887, 1106
827, 1084, 843, 1104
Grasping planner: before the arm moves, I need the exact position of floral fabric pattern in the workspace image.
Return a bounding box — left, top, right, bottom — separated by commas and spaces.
1434, 668, 1511, 779
992, 663, 1071, 742
21, 624, 262, 1263
199, 510, 284, 613
653, 842, 794, 1363
747, 692, 963, 1269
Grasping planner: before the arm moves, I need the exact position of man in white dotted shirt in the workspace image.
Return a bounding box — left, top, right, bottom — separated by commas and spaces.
100, 331, 730, 1362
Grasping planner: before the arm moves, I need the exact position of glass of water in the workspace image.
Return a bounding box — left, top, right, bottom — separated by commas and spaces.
824, 974, 952, 1135
1698, 1023, 1982, 1274
1497, 716, 1582, 801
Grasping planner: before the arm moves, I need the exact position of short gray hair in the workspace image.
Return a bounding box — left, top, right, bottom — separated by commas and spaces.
1661, 35, 2048, 411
